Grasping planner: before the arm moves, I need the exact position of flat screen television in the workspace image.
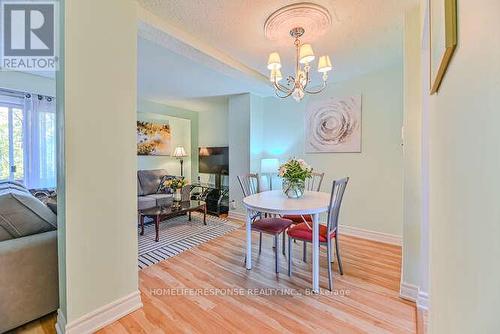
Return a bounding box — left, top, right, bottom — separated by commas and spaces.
199, 146, 229, 175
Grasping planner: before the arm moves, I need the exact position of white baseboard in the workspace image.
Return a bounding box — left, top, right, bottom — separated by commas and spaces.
228, 210, 246, 222
400, 282, 419, 302
417, 290, 429, 310
56, 290, 142, 334
55, 309, 66, 334
228, 214, 401, 246
400, 282, 430, 312
339, 224, 402, 246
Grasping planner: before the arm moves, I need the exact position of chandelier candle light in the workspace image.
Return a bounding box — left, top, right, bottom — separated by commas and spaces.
267, 27, 332, 102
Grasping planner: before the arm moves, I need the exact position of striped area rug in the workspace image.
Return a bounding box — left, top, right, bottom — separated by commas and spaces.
138, 212, 240, 269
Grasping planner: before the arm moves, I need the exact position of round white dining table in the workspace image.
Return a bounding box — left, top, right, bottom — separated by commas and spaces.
242, 190, 331, 293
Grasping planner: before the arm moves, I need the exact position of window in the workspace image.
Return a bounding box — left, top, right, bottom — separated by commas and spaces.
0, 99, 24, 182
0, 91, 56, 189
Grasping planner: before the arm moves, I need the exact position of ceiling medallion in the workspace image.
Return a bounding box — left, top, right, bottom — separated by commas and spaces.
264, 3, 332, 42
264, 3, 333, 102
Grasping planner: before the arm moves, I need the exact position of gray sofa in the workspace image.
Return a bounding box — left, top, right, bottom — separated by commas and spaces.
0, 181, 59, 333
137, 169, 174, 210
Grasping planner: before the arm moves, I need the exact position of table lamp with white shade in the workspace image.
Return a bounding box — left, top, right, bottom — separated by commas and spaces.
173, 146, 188, 177
260, 158, 280, 190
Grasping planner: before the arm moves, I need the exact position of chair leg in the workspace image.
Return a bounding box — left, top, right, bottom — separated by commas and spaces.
335, 236, 344, 275
326, 242, 333, 291
259, 232, 262, 254
275, 235, 279, 273
302, 241, 307, 262
329, 240, 334, 263
288, 236, 292, 276
282, 231, 286, 255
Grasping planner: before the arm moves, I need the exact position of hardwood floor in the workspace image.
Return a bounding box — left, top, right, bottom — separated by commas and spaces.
17, 223, 416, 334
9, 312, 57, 334
98, 226, 416, 334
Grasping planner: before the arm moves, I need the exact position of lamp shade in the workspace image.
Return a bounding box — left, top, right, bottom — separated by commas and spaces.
269, 68, 282, 82
317, 55, 332, 72
267, 52, 282, 70
260, 158, 280, 174
199, 147, 209, 156
299, 44, 315, 64
173, 146, 187, 157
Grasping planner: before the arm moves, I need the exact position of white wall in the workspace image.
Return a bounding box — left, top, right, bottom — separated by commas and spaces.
137, 112, 192, 178
58, 0, 140, 327
258, 66, 404, 236
427, 0, 500, 332
0, 71, 55, 96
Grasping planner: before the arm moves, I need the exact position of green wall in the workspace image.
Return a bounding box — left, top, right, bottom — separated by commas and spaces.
427, 0, 500, 332
138, 99, 199, 182
402, 4, 423, 290
58, 0, 139, 324
257, 66, 404, 236
137, 112, 192, 178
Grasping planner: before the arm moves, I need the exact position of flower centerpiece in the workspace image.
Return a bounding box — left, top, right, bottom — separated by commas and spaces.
162, 177, 188, 201
278, 158, 313, 199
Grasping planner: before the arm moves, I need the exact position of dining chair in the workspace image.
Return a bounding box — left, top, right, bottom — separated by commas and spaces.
237, 173, 260, 198
282, 171, 325, 261
238, 174, 293, 273
287, 177, 349, 291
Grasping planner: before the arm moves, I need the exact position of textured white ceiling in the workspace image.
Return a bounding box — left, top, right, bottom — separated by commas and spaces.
137, 0, 417, 101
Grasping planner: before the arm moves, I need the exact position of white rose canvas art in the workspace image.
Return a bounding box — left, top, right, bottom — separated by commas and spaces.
305, 95, 362, 153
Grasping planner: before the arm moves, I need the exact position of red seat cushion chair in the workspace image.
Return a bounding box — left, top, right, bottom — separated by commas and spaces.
252, 217, 293, 234
287, 222, 334, 242
282, 214, 313, 224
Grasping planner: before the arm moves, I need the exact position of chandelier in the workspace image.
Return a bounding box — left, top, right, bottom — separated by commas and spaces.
267, 27, 332, 102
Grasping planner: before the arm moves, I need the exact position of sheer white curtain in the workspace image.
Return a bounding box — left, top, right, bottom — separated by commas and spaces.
24, 95, 56, 188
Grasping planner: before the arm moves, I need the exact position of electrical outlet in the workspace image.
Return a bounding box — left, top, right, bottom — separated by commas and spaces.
230, 200, 236, 210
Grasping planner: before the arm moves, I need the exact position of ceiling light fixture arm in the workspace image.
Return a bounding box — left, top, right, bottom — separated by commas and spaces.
304, 79, 327, 94
266, 23, 332, 102
273, 81, 294, 98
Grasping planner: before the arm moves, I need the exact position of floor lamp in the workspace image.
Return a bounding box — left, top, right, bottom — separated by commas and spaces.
260, 158, 280, 190
173, 146, 188, 177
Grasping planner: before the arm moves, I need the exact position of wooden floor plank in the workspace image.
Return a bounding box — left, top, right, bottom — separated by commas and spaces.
19, 222, 416, 334
100, 226, 416, 334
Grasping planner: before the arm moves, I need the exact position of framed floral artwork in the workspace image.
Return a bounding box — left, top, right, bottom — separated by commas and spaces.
137, 121, 171, 156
